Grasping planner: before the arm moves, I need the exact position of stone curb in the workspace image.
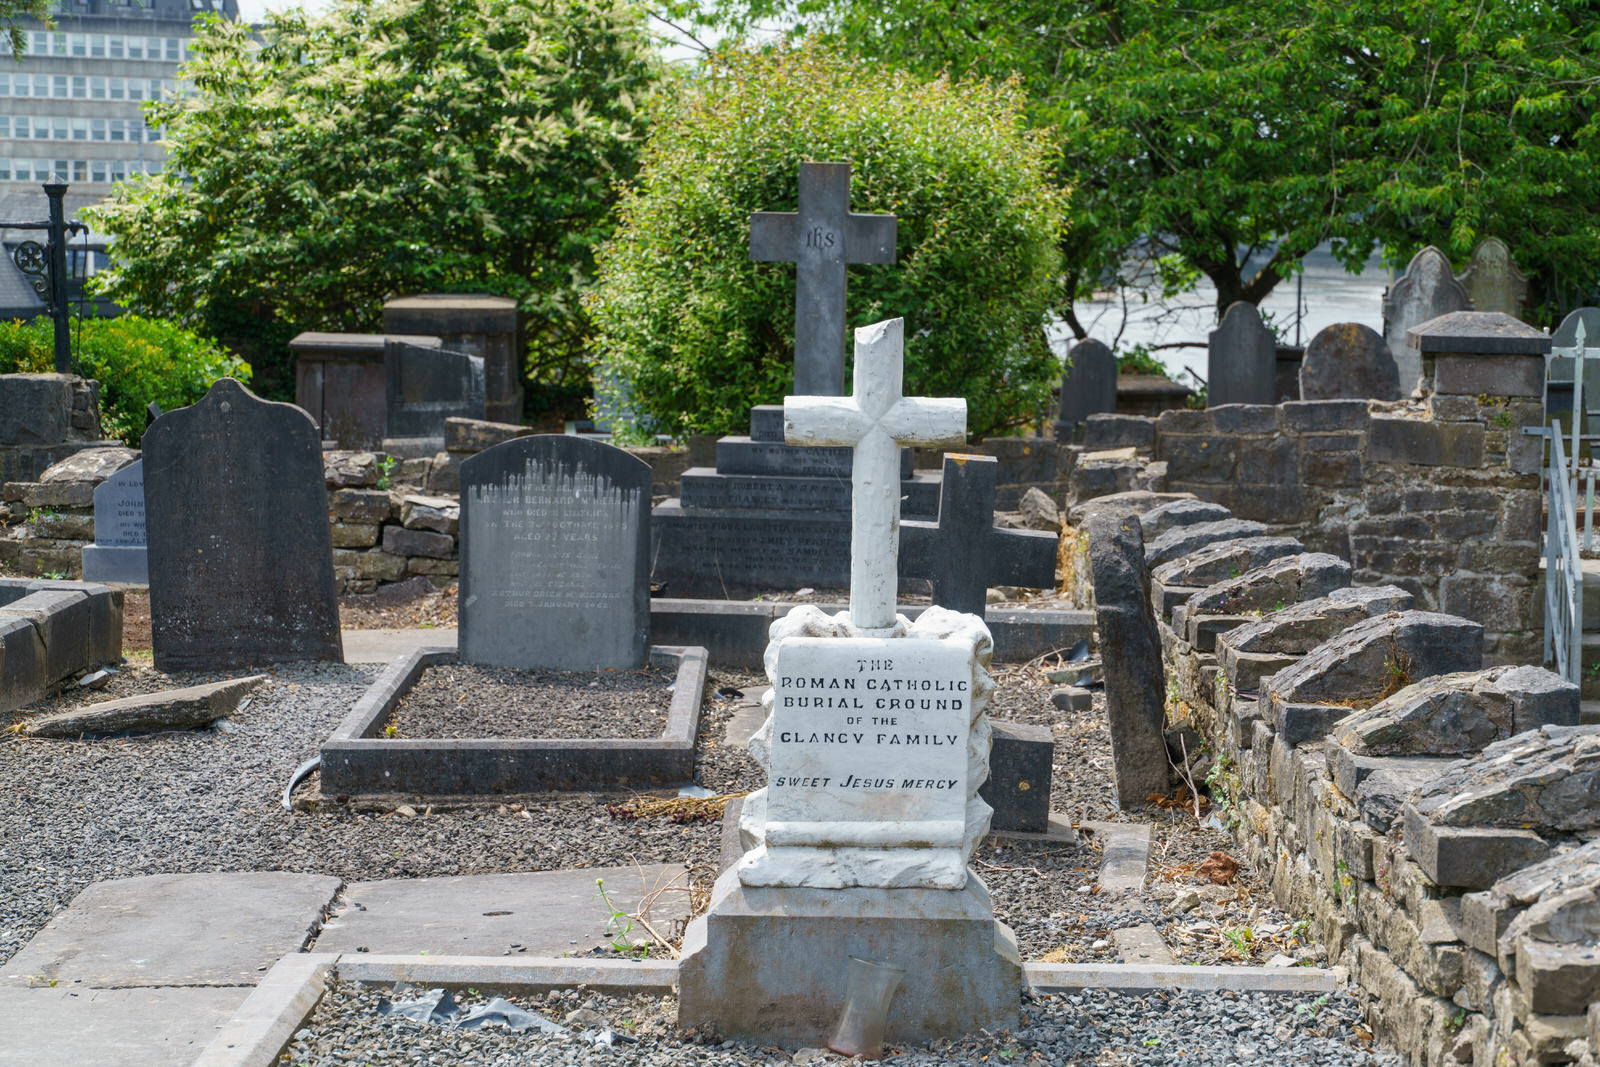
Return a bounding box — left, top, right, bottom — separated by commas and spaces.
1025, 962, 1338, 993
336, 954, 680, 992
1082, 821, 1152, 892
190, 952, 337, 1067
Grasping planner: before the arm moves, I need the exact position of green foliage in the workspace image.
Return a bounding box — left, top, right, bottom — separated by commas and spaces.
585, 44, 1066, 440
595, 877, 648, 957
691, 0, 1600, 324
88, 0, 661, 403
0, 3, 52, 59
0, 316, 248, 443
1115, 346, 1168, 377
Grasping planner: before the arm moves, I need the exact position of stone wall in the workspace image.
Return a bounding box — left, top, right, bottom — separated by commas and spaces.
1101, 483, 1600, 1067
0, 373, 111, 484
1065, 315, 1547, 665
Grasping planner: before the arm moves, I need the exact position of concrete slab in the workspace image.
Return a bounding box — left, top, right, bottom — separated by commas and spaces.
192, 954, 335, 1067
990, 814, 1080, 845
1083, 821, 1152, 892
313, 866, 691, 957
340, 627, 457, 663
338, 954, 679, 993
721, 701, 767, 749
0, 873, 341, 989
1112, 923, 1176, 965
0, 985, 247, 1067
1026, 961, 1337, 993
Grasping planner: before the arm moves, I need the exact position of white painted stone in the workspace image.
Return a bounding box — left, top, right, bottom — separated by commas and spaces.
784, 318, 966, 632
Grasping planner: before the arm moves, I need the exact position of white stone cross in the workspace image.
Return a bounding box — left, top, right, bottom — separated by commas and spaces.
784, 318, 967, 631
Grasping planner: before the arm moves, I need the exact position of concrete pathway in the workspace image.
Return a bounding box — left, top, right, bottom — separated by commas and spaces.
341, 627, 456, 663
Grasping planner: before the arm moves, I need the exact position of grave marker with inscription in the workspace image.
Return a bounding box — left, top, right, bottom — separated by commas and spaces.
1383, 246, 1470, 393
81, 458, 148, 584
458, 435, 650, 670
1457, 237, 1528, 318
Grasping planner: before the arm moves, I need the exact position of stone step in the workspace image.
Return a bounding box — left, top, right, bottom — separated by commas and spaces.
679, 467, 940, 516
715, 436, 915, 479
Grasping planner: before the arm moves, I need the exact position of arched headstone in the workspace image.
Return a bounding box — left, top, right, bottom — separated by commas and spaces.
1054, 337, 1117, 440
1383, 247, 1470, 394
1457, 238, 1528, 318
1207, 301, 1276, 406
1299, 322, 1400, 400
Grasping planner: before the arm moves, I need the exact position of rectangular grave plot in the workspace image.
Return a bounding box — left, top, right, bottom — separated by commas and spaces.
319, 644, 708, 797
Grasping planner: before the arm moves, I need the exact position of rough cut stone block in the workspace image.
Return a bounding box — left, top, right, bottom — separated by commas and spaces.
329, 522, 381, 549
329, 488, 392, 524
1281, 400, 1370, 432
1403, 805, 1549, 890
1150, 535, 1303, 590
1516, 937, 1600, 1016
1432, 354, 1543, 398
22, 482, 95, 508
0, 374, 72, 446
1136, 498, 1231, 543
1067, 490, 1191, 528
980, 721, 1053, 833
1222, 648, 1299, 692
1186, 613, 1253, 653
1331, 749, 1454, 800
1162, 436, 1237, 483
1145, 518, 1268, 570
444, 416, 533, 454
1083, 414, 1156, 450
1150, 580, 1202, 620
1086, 512, 1169, 808
1182, 553, 1351, 619
324, 450, 382, 488
381, 526, 454, 559
1367, 417, 1485, 468
22, 675, 267, 737
399, 493, 461, 535
1406, 309, 1552, 357
1333, 666, 1579, 757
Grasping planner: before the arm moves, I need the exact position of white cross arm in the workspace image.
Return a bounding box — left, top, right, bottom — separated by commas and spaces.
878, 397, 967, 450
783, 396, 874, 446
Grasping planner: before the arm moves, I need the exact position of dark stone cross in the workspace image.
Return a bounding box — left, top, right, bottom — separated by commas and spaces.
900, 454, 1058, 617
749, 161, 897, 396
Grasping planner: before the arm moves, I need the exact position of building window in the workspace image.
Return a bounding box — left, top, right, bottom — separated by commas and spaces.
148, 37, 162, 60
0, 116, 9, 138
70, 33, 85, 56
52, 33, 66, 56
109, 78, 124, 101
30, 31, 46, 53
127, 80, 143, 101
52, 76, 67, 98
72, 160, 86, 181
126, 36, 141, 59
31, 75, 46, 97
53, 159, 66, 180
91, 77, 105, 100
110, 161, 125, 182
147, 124, 161, 143
91, 160, 105, 182
52, 118, 66, 141
90, 35, 105, 58
71, 118, 87, 141
71, 77, 85, 99
91, 118, 105, 141
0, 160, 10, 181
109, 121, 123, 143
109, 36, 123, 59
165, 38, 179, 61
0, 75, 9, 97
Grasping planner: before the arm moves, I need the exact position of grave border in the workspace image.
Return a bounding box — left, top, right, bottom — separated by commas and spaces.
317, 643, 707, 797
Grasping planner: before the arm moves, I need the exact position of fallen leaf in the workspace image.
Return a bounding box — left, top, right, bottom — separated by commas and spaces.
1195, 851, 1241, 885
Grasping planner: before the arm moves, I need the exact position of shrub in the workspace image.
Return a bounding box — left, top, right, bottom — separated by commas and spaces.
585, 44, 1067, 440
0, 316, 249, 443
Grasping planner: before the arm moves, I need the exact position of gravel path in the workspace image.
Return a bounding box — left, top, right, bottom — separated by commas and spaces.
284, 981, 1396, 1066
389, 664, 673, 740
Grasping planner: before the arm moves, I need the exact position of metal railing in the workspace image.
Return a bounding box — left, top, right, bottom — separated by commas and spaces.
1546, 424, 1584, 685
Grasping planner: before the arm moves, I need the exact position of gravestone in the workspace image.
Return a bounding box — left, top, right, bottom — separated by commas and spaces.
80, 459, 147, 584
383, 340, 486, 442
1086, 511, 1168, 807
1054, 338, 1117, 441
143, 379, 342, 671
749, 161, 897, 397
1547, 308, 1600, 433
679, 318, 1019, 1047
1207, 302, 1277, 406
381, 294, 525, 424
458, 435, 650, 670
1298, 322, 1400, 400
900, 454, 1058, 616
1383, 246, 1470, 393
1457, 238, 1528, 318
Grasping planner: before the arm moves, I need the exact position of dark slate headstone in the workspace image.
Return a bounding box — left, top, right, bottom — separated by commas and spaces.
980, 720, 1054, 833
900, 454, 1058, 617
1547, 308, 1600, 431
384, 340, 486, 440
1055, 339, 1117, 441
1207, 302, 1277, 407
459, 435, 650, 670
1299, 323, 1400, 401
80, 459, 148, 584
143, 379, 342, 670
1085, 512, 1169, 808
1382, 246, 1470, 392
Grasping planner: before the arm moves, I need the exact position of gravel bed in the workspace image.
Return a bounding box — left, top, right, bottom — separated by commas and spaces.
283, 980, 1395, 1067
388, 664, 673, 740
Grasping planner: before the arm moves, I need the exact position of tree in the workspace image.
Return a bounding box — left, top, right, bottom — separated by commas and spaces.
89, 0, 660, 405
584, 44, 1066, 440
1, 2, 53, 58
688, 0, 1600, 328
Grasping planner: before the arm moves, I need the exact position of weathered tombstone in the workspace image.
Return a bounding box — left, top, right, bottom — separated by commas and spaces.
80, 459, 147, 584
383, 340, 486, 441
1207, 302, 1277, 406
900, 453, 1058, 617
1547, 308, 1600, 432
458, 435, 650, 670
1383, 246, 1470, 393
1298, 322, 1400, 400
678, 319, 1019, 1047
1054, 338, 1117, 441
381, 294, 525, 425
749, 161, 897, 397
1086, 511, 1169, 807
143, 379, 343, 671
1457, 237, 1528, 318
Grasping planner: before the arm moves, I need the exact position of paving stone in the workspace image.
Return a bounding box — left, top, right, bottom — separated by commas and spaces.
21, 675, 267, 738
0, 986, 248, 1067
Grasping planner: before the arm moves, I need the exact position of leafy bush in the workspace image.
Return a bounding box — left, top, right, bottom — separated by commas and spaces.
586, 45, 1066, 440
0, 316, 249, 443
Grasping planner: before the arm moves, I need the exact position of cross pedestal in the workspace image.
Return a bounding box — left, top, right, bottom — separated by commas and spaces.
750, 161, 896, 396
783, 318, 965, 632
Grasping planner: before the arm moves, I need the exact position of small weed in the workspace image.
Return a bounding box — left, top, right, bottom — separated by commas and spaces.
383, 722, 400, 739
1493, 410, 1513, 430
1447, 1008, 1467, 1034
596, 877, 649, 958
1204, 752, 1240, 830
376, 454, 397, 491
42, 570, 66, 580
27, 506, 56, 524
1295, 994, 1330, 1017
1221, 925, 1254, 958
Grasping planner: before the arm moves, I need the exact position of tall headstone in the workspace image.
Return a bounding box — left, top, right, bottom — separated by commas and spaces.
749, 161, 897, 397
1458, 237, 1528, 318
1298, 322, 1400, 400
80, 459, 147, 584
383, 340, 486, 441
143, 379, 343, 671
458, 435, 650, 670
1383, 246, 1470, 394
1542, 308, 1600, 434
1054, 338, 1117, 441
1086, 511, 1169, 808
679, 318, 1019, 1047
1207, 301, 1277, 406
